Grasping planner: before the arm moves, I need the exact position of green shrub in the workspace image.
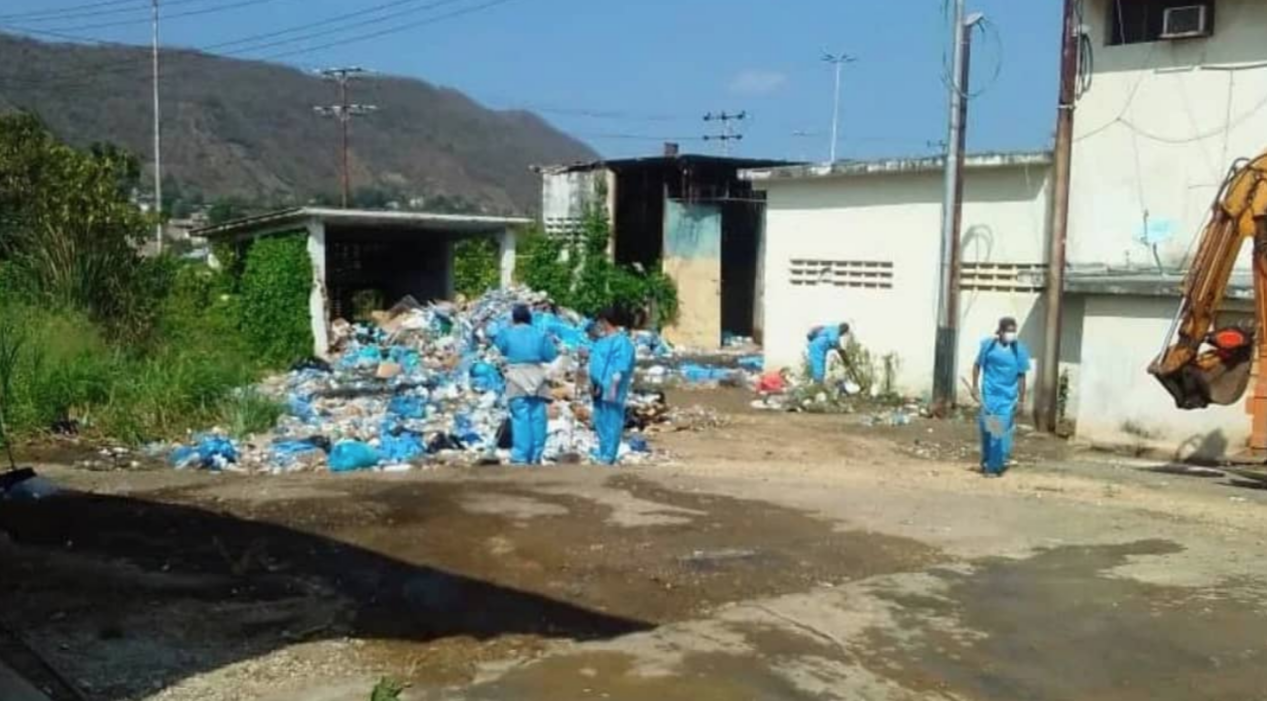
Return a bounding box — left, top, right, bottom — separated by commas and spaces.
239, 233, 313, 368
516, 210, 679, 328
453, 237, 500, 298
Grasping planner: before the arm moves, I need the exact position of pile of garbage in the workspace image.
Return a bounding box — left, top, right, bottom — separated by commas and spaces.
168, 289, 680, 474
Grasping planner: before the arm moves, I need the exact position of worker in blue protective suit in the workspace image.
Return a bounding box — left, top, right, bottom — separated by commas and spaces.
971, 316, 1031, 477
587, 309, 636, 465
806, 322, 851, 383
494, 304, 558, 465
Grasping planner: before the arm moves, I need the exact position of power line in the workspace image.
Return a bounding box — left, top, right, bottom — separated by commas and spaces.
259, 0, 520, 61
0, 0, 512, 90
313, 67, 377, 208
0, 0, 222, 25
702, 110, 746, 156
6, 0, 295, 35
0, 0, 153, 22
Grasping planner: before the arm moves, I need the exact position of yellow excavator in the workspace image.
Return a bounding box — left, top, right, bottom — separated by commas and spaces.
1149, 152, 1267, 466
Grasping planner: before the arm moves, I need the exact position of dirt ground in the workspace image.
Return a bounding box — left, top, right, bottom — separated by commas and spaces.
3, 388, 1267, 701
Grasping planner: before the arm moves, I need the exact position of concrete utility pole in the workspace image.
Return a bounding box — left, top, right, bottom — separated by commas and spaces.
703, 111, 746, 156
1037, 0, 1081, 432
315, 67, 376, 208
822, 52, 856, 163
932, 0, 984, 413
151, 0, 163, 253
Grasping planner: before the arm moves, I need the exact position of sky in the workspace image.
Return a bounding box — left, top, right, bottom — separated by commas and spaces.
1, 0, 1064, 161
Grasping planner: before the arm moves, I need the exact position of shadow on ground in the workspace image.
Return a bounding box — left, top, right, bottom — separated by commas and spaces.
0, 489, 650, 701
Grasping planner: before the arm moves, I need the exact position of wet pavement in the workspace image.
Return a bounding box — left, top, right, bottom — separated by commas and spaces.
3, 409, 1267, 700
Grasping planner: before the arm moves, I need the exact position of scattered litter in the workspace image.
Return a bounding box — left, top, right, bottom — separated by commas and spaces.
0, 468, 60, 501
167, 288, 712, 474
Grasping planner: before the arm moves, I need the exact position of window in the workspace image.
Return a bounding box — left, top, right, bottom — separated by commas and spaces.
1107, 0, 1214, 46
960, 263, 1047, 293
788, 259, 894, 289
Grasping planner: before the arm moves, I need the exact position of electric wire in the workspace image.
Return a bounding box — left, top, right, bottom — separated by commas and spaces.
0, 0, 508, 91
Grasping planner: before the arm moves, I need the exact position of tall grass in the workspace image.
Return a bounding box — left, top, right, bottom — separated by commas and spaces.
0, 292, 278, 446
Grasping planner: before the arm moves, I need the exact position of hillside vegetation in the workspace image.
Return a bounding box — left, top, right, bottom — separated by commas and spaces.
0, 32, 597, 214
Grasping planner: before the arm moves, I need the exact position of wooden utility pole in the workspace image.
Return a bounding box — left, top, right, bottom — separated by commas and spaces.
314, 67, 376, 208
151, 0, 163, 253
932, 0, 983, 413
1036, 0, 1080, 432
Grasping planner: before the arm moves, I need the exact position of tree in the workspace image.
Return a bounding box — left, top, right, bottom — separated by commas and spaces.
0, 112, 159, 336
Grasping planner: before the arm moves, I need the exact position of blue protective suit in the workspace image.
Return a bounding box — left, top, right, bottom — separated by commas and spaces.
495, 324, 559, 464
807, 325, 843, 383
588, 330, 636, 465
976, 336, 1031, 474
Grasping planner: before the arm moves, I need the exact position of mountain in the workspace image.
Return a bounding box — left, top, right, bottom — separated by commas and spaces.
0, 33, 598, 214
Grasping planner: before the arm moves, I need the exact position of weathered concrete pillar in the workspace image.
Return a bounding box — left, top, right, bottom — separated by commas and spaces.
499, 229, 517, 289
305, 218, 330, 358
442, 238, 456, 299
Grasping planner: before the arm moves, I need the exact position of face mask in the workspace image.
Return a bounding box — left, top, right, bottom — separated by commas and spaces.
1001, 332, 1017, 345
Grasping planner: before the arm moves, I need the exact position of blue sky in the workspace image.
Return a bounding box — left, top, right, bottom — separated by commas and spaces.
2, 0, 1063, 161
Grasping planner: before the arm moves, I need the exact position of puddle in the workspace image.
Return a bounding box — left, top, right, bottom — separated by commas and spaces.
859, 540, 1267, 700
455, 650, 817, 701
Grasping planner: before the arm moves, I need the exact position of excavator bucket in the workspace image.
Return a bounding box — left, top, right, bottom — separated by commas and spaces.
1151, 328, 1255, 409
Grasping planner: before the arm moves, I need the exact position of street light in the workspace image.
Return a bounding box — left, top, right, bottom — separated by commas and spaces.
822, 52, 857, 163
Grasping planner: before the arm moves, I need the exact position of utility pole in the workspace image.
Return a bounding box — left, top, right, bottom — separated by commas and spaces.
315, 67, 376, 208
702, 111, 746, 156
822, 52, 856, 163
1037, 0, 1081, 432
151, 0, 163, 253
932, 0, 984, 413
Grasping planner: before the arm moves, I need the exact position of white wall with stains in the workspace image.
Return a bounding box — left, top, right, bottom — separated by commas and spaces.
1071, 0, 1267, 271
749, 159, 1052, 399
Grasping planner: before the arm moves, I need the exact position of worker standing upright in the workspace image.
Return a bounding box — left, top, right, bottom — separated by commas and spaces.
971, 316, 1031, 477
495, 304, 558, 465
806, 323, 851, 384
588, 309, 635, 465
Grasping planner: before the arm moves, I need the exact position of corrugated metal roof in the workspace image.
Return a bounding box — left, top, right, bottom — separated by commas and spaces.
740, 151, 1053, 182
195, 207, 530, 239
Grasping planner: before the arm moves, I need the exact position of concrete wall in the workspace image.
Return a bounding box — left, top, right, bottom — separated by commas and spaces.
1070, 0, 1267, 271
662, 201, 723, 349
542, 169, 608, 237
1074, 294, 1252, 459
757, 164, 1052, 398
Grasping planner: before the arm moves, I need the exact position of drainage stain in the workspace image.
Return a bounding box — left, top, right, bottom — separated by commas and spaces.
457, 650, 818, 701
859, 540, 1267, 701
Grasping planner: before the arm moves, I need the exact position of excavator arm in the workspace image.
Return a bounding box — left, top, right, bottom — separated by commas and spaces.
1150, 153, 1267, 422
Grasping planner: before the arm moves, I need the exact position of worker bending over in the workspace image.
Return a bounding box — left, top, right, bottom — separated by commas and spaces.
971, 316, 1031, 477
806, 322, 851, 384
588, 309, 636, 465
495, 304, 558, 465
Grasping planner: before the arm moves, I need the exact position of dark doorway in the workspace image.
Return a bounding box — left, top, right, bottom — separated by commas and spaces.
721, 200, 764, 340
326, 229, 450, 320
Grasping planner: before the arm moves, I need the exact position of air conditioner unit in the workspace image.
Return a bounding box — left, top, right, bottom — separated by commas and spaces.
1160, 5, 1211, 40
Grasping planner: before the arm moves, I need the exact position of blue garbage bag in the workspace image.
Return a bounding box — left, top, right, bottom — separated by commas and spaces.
388, 394, 426, 419
378, 429, 426, 463
628, 435, 651, 453
329, 440, 380, 472
680, 363, 734, 384
453, 413, 483, 447
339, 344, 384, 369
470, 362, 505, 394
271, 439, 324, 467
171, 435, 238, 471
389, 346, 422, 374
287, 394, 317, 421
738, 355, 764, 372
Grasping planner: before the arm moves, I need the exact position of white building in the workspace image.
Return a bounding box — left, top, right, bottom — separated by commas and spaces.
744, 0, 1267, 459
743, 153, 1053, 398
1063, 0, 1265, 456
